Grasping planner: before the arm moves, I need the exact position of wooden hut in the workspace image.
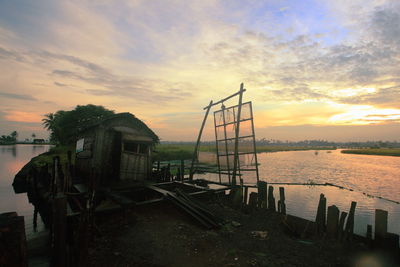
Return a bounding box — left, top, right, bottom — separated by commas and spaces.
75, 112, 159, 186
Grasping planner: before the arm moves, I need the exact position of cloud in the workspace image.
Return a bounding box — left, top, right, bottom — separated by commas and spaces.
0, 92, 37, 101
3, 111, 42, 123
268, 86, 328, 101
337, 85, 400, 108
54, 81, 67, 87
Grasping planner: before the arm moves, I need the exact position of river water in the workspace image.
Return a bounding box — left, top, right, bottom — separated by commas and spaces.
1, 145, 399, 239
198, 149, 400, 237
0, 144, 51, 239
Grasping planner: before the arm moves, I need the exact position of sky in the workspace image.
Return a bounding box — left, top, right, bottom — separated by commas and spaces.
0, 0, 400, 142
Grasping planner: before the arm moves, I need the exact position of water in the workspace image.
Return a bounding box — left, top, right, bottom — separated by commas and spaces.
0, 144, 51, 239
1, 146, 399, 239
199, 149, 400, 237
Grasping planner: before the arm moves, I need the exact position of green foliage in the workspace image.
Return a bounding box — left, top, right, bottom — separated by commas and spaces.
42, 104, 114, 145
0, 131, 18, 144
341, 148, 400, 157
152, 143, 334, 161
31, 145, 75, 167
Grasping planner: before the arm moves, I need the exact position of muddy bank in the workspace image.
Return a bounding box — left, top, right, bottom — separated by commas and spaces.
89, 199, 399, 267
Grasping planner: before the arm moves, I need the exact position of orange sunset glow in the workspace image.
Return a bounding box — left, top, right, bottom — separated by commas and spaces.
1, 1, 400, 141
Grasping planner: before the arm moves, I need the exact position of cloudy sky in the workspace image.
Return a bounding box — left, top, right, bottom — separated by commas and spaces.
1, 0, 400, 141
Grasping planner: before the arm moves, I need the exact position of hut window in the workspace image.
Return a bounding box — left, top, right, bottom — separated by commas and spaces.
139, 144, 148, 154
124, 142, 148, 154
124, 142, 139, 153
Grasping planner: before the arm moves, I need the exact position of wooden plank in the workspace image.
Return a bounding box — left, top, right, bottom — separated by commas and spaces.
203, 89, 247, 110
315, 194, 326, 235
344, 201, 357, 239
248, 192, 258, 210
189, 100, 213, 181
338, 211, 348, 240
106, 191, 135, 207
279, 187, 286, 215
73, 183, 88, 194
231, 83, 245, 186
326, 205, 339, 239
0, 212, 28, 267
366, 224, 372, 240
374, 209, 388, 245
268, 185, 276, 212
52, 193, 67, 267
257, 181, 267, 209
243, 186, 249, 205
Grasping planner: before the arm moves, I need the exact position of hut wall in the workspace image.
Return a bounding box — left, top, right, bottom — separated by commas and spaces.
75, 132, 96, 181
75, 114, 157, 185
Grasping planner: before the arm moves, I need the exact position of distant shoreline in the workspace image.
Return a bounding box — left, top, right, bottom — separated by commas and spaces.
341, 148, 400, 157
0, 142, 52, 146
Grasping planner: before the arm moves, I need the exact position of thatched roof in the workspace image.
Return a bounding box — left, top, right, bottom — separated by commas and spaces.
81, 112, 159, 142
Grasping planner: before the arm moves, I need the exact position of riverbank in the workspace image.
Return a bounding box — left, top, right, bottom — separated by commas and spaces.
341, 148, 400, 157
90, 197, 398, 267
153, 144, 335, 161
0, 142, 51, 146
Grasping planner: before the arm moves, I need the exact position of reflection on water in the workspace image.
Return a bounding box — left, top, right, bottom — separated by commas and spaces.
199, 149, 400, 202
198, 149, 400, 237
0, 144, 51, 239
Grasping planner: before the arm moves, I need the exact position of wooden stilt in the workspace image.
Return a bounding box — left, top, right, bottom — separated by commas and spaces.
279, 187, 286, 215
189, 100, 213, 181
268, 186, 276, 212
374, 209, 388, 246
52, 193, 67, 267
315, 194, 327, 235
248, 192, 258, 211
326, 205, 339, 239
257, 181, 267, 209
344, 201, 357, 240
338, 211, 347, 240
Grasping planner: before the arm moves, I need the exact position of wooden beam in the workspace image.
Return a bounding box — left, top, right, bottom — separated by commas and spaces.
203, 89, 247, 110
231, 83, 245, 186
189, 100, 213, 181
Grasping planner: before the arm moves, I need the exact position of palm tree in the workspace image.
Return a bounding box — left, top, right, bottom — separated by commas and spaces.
42, 113, 55, 130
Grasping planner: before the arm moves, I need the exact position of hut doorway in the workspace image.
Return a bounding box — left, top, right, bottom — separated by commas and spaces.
119, 138, 150, 180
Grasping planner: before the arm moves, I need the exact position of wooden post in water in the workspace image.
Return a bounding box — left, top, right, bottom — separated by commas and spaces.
52, 156, 57, 195
0, 212, 27, 267
279, 187, 286, 215
326, 205, 339, 239
243, 186, 249, 206
181, 159, 185, 181
374, 209, 388, 246
268, 186, 276, 212
248, 192, 258, 211
338, 211, 347, 240
315, 194, 327, 235
52, 193, 67, 267
167, 163, 171, 182
176, 167, 181, 181
257, 181, 267, 209
344, 201, 357, 240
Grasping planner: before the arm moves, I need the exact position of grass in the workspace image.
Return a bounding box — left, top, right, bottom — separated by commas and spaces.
341, 148, 400, 157
153, 143, 335, 161
255, 145, 335, 153
31, 145, 75, 167
30, 143, 338, 165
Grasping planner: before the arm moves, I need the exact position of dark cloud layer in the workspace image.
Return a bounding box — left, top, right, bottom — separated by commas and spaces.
0, 92, 37, 101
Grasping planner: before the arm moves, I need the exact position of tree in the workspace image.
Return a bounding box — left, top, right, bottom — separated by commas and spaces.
31, 133, 36, 139
42, 104, 114, 145
10, 131, 18, 142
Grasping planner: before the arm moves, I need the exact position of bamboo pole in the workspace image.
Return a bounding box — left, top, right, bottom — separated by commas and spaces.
231, 83, 245, 186
189, 100, 213, 181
